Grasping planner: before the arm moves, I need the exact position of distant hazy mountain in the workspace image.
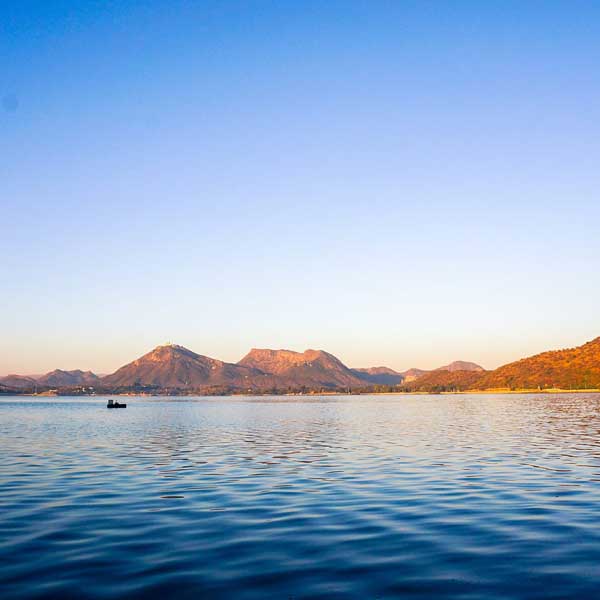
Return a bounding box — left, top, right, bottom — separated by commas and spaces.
403, 370, 487, 392
0, 374, 38, 389
1, 370, 100, 389
351, 367, 404, 385
36, 369, 99, 387
238, 348, 365, 389
400, 368, 428, 382
101, 344, 267, 389
400, 361, 484, 384
436, 361, 484, 372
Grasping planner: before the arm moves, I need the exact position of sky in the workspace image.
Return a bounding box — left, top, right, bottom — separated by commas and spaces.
2, 0, 600, 375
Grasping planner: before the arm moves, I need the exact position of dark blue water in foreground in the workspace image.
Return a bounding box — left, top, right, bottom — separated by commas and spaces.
2, 394, 600, 599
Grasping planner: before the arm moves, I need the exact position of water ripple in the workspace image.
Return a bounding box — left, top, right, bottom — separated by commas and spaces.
2, 394, 600, 598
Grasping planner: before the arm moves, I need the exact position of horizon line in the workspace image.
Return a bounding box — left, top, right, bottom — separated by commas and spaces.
3, 333, 599, 379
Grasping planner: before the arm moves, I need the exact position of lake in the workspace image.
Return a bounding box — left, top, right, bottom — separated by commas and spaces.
1, 394, 600, 599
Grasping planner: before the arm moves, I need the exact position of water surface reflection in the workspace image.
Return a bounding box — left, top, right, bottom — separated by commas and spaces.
1, 394, 600, 599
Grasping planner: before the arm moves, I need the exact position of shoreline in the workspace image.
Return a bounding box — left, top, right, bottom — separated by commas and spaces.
7, 388, 600, 398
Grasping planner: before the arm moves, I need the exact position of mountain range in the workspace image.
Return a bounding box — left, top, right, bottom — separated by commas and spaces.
2, 337, 600, 393
402, 337, 600, 392
0, 370, 99, 389
0, 345, 482, 392
101, 344, 272, 389
239, 348, 366, 388
474, 337, 600, 390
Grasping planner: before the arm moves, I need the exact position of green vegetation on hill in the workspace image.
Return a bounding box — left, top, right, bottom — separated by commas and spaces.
3, 337, 600, 395
475, 337, 600, 390
401, 370, 486, 392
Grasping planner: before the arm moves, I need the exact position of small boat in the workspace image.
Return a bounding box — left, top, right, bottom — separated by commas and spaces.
107, 399, 127, 409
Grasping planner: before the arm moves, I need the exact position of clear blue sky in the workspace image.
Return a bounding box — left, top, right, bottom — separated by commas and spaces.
2, 1, 600, 375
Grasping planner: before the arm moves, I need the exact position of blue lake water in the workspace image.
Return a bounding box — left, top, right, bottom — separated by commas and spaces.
1, 394, 600, 599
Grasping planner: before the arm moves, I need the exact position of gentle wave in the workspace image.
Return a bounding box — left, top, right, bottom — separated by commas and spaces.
1, 394, 600, 599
